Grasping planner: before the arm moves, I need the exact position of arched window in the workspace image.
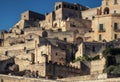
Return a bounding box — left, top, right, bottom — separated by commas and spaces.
104, 7, 110, 14
42, 31, 48, 37
56, 6, 58, 10
59, 5, 61, 8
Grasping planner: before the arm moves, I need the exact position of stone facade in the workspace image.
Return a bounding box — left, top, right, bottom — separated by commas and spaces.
0, 74, 120, 82
88, 0, 120, 42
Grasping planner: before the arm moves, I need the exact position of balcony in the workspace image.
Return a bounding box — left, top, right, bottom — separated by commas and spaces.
114, 29, 120, 32
98, 29, 106, 33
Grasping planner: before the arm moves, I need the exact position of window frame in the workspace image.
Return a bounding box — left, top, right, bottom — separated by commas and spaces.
99, 24, 104, 31
114, 23, 118, 30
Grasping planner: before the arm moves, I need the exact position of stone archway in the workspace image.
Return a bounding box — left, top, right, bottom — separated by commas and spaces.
104, 7, 110, 14
42, 31, 48, 37
75, 37, 83, 45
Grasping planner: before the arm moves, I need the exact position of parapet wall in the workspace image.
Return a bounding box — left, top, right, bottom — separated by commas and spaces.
0, 74, 120, 82
0, 74, 55, 82
46, 62, 81, 78
60, 73, 107, 81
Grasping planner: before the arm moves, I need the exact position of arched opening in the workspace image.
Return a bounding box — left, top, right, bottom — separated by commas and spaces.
104, 7, 110, 14
75, 37, 83, 44
56, 6, 58, 10
59, 5, 61, 8
31, 53, 35, 64
42, 31, 48, 37
5, 63, 14, 70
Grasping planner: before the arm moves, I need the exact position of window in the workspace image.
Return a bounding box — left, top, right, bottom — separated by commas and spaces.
56, 53, 58, 56
31, 53, 35, 64
24, 47, 26, 51
58, 29, 62, 32
114, 10, 116, 14
59, 5, 61, 8
16, 25, 19, 29
99, 24, 104, 31
92, 16, 95, 20
114, 23, 118, 30
104, 7, 110, 14
92, 46, 95, 52
106, 1, 108, 5
41, 51, 43, 55
30, 35, 32, 38
75, 6, 78, 10
114, 34, 117, 39
86, 17, 88, 20
64, 38, 67, 41
42, 31, 48, 37
5, 51, 8, 56
99, 34, 102, 40
56, 6, 58, 10
114, 0, 117, 4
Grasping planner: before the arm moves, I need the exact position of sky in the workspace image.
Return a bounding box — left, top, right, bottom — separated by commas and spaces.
0, 0, 102, 31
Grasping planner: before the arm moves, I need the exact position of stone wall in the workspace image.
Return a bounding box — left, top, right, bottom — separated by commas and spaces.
24, 27, 42, 36
54, 2, 88, 20
83, 42, 105, 56
0, 74, 120, 82
0, 40, 35, 55
51, 47, 66, 64
75, 42, 105, 59
46, 62, 81, 78
80, 57, 105, 75
21, 10, 45, 21
60, 73, 107, 81
0, 74, 55, 82
82, 8, 98, 20
47, 31, 74, 42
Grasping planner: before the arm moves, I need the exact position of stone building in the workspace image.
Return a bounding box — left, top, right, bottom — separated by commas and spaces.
40, 1, 91, 33
1, 0, 120, 79
87, 0, 120, 42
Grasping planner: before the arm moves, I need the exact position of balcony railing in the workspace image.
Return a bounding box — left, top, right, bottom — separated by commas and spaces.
98, 29, 106, 32
114, 29, 120, 32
